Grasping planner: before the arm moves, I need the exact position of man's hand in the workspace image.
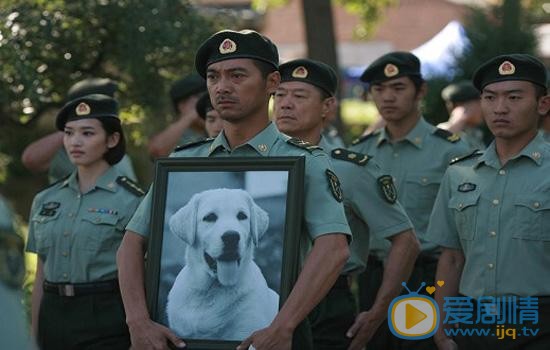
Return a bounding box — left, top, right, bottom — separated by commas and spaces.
434, 331, 458, 350
345, 309, 385, 350
128, 318, 186, 350
237, 324, 292, 350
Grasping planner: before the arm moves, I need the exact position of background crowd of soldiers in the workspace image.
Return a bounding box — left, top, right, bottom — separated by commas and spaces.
1, 28, 549, 350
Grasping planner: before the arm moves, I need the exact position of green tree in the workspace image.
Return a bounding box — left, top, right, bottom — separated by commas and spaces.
0, 0, 215, 216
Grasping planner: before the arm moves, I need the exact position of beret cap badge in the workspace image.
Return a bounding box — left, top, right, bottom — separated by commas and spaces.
219, 38, 237, 54
498, 61, 515, 75
75, 102, 91, 116
384, 63, 399, 78
292, 66, 309, 78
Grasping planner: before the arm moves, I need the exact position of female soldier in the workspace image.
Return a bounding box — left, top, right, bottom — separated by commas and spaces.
27, 94, 144, 350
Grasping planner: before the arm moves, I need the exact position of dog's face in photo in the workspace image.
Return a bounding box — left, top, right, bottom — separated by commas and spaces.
169, 188, 269, 286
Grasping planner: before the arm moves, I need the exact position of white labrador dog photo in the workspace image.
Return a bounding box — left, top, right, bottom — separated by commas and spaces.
166, 188, 279, 340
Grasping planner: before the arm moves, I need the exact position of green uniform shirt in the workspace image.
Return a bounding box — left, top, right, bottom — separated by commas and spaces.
48, 148, 137, 184
320, 138, 413, 274
426, 133, 550, 298
127, 123, 352, 253
351, 117, 471, 257
177, 128, 207, 146
542, 130, 550, 143
0, 194, 16, 235
27, 166, 143, 283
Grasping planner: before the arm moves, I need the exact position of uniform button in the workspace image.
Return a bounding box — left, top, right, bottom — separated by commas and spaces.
63, 231, 69, 237
498, 170, 506, 175
422, 178, 428, 183
490, 231, 496, 237
458, 203, 464, 209
393, 153, 399, 158
533, 202, 540, 209
63, 273, 68, 279
76, 194, 81, 199
68, 212, 74, 217
62, 252, 68, 257
492, 199, 499, 205
488, 263, 494, 269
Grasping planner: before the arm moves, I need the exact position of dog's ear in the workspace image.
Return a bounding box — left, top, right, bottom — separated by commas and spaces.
249, 197, 269, 246
169, 193, 200, 245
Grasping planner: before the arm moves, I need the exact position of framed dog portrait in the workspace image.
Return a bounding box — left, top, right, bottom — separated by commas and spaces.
145, 157, 304, 349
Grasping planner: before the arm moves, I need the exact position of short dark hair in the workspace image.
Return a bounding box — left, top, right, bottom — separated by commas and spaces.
98, 117, 126, 165
534, 83, 547, 100
252, 59, 277, 80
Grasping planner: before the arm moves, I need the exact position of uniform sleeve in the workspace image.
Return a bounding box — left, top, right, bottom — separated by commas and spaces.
115, 155, 138, 182
352, 164, 413, 240
125, 184, 153, 237
48, 149, 74, 183
425, 168, 461, 249
303, 153, 351, 240
25, 195, 42, 253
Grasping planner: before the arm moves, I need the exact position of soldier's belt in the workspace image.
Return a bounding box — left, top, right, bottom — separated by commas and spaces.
43, 279, 119, 297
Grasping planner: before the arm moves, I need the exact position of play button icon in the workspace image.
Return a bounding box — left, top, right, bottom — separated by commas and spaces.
406, 303, 427, 329
388, 296, 439, 339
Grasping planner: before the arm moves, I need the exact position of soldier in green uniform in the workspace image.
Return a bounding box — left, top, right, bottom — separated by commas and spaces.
0, 194, 34, 349
26, 94, 144, 350
439, 80, 487, 150
428, 54, 550, 350
273, 58, 420, 350
117, 30, 352, 350
148, 73, 207, 158
350, 51, 471, 349
21, 78, 137, 183
195, 92, 223, 137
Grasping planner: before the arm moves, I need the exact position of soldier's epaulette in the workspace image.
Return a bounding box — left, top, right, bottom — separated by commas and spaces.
351, 129, 380, 145
434, 128, 461, 143
39, 174, 71, 193
331, 148, 370, 166
174, 138, 214, 152
450, 149, 482, 165
116, 176, 146, 196
286, 137, 322, 152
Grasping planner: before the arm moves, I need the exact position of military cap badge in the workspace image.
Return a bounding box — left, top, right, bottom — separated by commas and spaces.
384, 63, 399, 78
292, 66, 308, 78
75, 102, 91, 116
219, 38, 237, 54
377, 175, 397, 204
498, 61, 515, 75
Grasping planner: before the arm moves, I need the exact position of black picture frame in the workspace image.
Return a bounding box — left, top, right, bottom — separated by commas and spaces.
145, 157, 305, 349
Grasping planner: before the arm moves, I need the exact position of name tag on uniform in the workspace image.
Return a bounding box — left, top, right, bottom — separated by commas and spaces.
458, 183, 476, 192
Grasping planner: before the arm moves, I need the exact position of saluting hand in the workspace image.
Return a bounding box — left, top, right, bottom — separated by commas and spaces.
345, 309, 385, 350
237, 324, 292, 350
128, 318, 186, 350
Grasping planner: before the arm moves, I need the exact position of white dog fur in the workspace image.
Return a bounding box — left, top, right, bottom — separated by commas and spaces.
166, 188, 279, 340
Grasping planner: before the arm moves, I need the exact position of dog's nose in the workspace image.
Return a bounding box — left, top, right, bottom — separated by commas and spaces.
222, 231, 240, 248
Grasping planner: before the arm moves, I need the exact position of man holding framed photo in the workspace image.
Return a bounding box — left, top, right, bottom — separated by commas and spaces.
117, 30, 352, 350
273, 58, 420, 350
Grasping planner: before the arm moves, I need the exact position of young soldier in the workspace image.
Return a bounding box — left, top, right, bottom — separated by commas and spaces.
428, 54, 550, 350
273, 58, 420, 350
350, 51, 471, 349
117, 30, 351, 350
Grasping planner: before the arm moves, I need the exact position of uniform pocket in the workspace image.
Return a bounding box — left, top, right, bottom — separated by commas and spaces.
512, 196, 550, 241
81, 213, 122, 252
403, 172, 442, 229
449, 192, 480, 241
30, 211, 60, 255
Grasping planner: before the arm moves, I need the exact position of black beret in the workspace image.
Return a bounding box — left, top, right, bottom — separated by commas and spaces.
195, 92, 214, 119
66, 78, 118, 101
195, 29, 279, 78
360, 51, 422, 84
279, 58, 338, 96
169, 73, 206, 104
56, 94, 119, 130
441, 81, 480, 103
472, 54, 548, 91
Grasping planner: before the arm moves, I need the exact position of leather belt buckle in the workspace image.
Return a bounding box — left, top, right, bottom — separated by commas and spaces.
60, 284, 75, 297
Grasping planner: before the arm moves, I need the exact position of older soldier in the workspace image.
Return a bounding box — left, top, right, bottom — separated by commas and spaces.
350, 51, 471, 349
428, 54, 550, 350
117, 30, 351, 350
273, 58, 420, 350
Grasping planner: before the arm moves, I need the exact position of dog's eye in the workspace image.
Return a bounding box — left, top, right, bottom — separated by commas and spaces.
237, 211, 248, 220
203, 213, 218, 222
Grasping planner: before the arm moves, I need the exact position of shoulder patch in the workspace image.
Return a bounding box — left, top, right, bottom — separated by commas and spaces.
450, 149, 483, 165
116, 176, 146, 196
174, 138, 214, 152
434, 128, 461, 143
351, 130, 380, 145
325, 169, 343, 202
39, 174, 70, 193
286, 137, 322, 152
331, 148, 370, 166
377, 175, 397, 204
